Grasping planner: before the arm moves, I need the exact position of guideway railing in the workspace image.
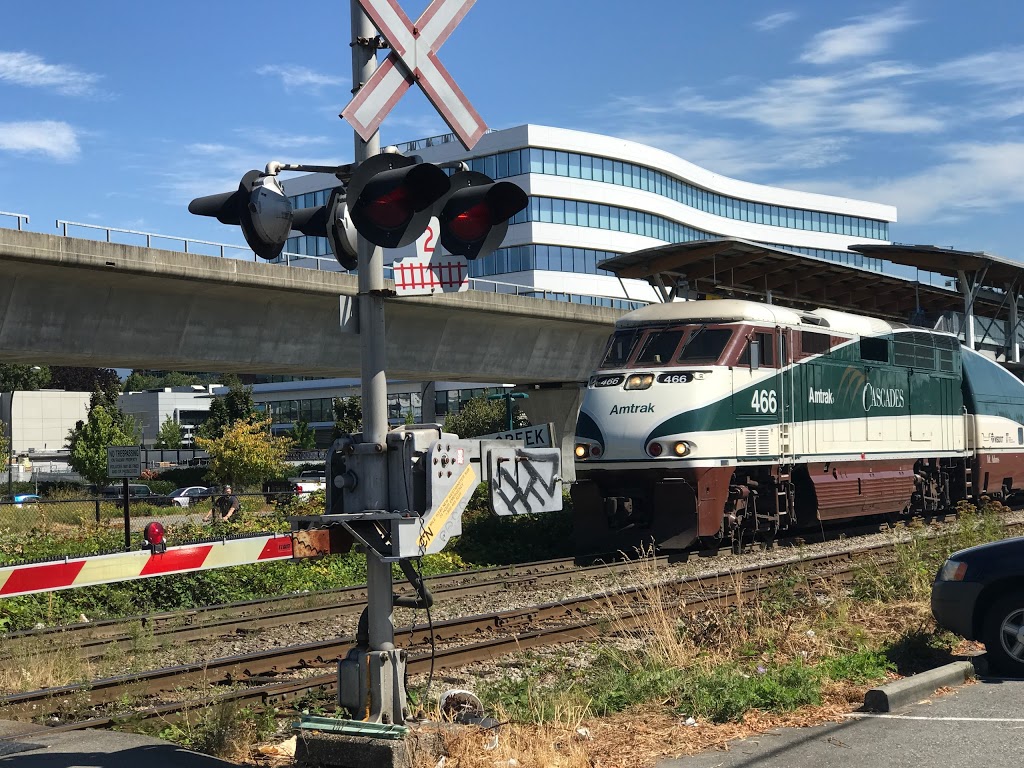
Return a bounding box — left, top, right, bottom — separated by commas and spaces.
0, 216, 648, 310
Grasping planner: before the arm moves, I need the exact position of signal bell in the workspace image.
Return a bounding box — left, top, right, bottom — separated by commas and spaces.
188, 170, 293, 261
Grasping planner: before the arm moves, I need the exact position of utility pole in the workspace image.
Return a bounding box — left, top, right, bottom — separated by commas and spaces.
349, 0, 399, 722
488, 389, 528, 431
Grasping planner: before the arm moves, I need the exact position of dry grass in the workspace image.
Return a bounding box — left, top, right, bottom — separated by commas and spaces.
397, 544, 962, 768
0, 634, 93, 693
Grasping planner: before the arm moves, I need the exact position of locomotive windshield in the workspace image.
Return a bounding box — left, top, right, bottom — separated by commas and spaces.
600, 329, 642, 368
600, 324, 735, 368
636, 329, 685, 365
677, 327, 732, 362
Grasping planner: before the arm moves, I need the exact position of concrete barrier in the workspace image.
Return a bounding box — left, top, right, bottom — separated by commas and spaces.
864, 659, 976, 712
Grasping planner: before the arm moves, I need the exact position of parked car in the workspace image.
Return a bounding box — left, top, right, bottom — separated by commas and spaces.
164, 486, 212, 508
932, 536, 1024, 676
100, 484, 158, 501
263, 470, 326, 504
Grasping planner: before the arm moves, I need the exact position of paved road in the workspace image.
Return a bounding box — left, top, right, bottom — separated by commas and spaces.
0, 721, 235, 766
659, 673, 1024, 768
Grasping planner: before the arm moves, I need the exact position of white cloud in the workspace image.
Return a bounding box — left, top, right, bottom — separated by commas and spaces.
618, 66, 945, 136
754, 11, 797, 32
256, 65, 345, 91
789, 142, 1024, 223
621, 131, 849, 177
801, 7, 916, 65
162, 140, 344, 204
239, 129, 333, 150
928, 48, 1024, 90
0, 121, 79, 160
0, 51, 101, 96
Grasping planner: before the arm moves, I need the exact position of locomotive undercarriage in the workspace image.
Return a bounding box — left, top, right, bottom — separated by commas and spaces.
572, 457, 974, 554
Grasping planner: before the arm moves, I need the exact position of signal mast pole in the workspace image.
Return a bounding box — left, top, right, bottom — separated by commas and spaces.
350, 0, 397, 699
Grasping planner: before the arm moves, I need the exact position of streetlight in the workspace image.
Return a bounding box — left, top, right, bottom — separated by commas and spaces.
4, 366, 39, 498
488, 388, 529, 431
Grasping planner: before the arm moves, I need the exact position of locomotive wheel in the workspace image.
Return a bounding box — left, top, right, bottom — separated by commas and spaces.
981, 594, 1024, 677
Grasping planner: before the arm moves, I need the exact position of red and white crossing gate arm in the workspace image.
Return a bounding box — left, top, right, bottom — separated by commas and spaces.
0, 534, 294, 599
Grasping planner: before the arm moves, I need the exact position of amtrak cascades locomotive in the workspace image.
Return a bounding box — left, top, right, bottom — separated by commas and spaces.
572, 299, 1024, 551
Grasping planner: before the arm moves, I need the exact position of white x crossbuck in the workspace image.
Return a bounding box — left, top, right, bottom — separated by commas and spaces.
342, 0, 487, 150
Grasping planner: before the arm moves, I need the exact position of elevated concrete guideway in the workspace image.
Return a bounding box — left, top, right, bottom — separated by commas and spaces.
0, 229, 620, 382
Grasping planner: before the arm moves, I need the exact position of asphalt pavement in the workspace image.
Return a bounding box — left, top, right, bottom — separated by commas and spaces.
658, 672, 1024, 768
0, 721, 236, 766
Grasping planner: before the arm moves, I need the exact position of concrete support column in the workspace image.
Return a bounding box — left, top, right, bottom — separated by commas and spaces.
420, 381, 437, 424
515, 383, 584, 483
959, 270, 976, 350
1009, 291, 1020, 364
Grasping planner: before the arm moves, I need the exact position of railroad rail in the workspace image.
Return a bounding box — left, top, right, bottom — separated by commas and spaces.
6, 514, 912, 656
0, 540, 895, 726
3, 516, 1019, 740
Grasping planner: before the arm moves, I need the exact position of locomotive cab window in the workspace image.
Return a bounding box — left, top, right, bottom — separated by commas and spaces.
676, 327, 733, 363
800, 331, 831, 357
636, 329, 685, 365
601, 329, 642, 368
740, 332, 775, 367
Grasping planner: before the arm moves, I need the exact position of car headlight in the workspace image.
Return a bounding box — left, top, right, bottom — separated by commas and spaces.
938, 559, 968, 582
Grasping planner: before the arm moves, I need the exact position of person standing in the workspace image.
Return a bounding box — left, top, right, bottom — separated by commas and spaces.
204, 484, 239, 523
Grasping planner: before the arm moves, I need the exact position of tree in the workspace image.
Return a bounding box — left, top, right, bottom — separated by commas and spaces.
197, 377, 259, 440
197, 415, 293, 488
49, 367, 120, 401
0, 421, 8, 463
0, 364, 50, 392
290, 420, 317, 450
66, 405, 139, 487
123, 370, 215, 392
443, 396, 529, 438
155, 416, 183, 449
332, 396, 363, 438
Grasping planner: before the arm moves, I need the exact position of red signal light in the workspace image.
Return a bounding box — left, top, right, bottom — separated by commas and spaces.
144, 521, 167, 553
449, 201, 492, 242
365, 186, 413, 230
647, 442, 663, 457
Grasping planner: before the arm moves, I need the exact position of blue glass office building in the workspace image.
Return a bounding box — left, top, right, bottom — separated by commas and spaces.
282, 124, 896, 305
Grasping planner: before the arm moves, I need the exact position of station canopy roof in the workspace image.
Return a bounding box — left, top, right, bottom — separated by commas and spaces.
850, 243, 1024, 289
599, 238, 1023, 321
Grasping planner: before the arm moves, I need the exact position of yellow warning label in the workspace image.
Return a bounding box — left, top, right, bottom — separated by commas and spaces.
418, 464, 477, 552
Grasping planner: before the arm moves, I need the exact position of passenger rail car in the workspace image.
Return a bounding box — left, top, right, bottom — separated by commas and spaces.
572, 299, 1024, 551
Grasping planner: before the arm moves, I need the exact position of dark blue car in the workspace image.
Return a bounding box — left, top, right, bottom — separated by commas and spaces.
932, 536, 1024, 676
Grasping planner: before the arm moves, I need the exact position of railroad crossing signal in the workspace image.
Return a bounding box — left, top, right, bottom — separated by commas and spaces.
438, 171, 528, 259
189, 160, 526, 273
341, 0, 487, 150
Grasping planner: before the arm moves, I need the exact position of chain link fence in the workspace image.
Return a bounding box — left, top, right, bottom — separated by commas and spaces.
0, 491, 297, 564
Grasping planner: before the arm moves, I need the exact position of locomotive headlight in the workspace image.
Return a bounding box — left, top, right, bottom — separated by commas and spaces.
575, 444, 589, 459
672, 441, 689, 456
624, 373, 654, 390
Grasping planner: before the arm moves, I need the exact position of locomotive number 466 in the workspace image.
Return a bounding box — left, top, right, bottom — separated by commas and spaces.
750, 389, 777, 414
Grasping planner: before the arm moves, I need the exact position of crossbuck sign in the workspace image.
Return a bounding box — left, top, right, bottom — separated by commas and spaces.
342, 0, 487, 150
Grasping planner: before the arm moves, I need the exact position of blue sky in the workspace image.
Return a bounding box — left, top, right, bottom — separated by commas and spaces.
2, 1, 1024, 258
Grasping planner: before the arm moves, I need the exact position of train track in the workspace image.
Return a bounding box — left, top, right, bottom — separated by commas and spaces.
0, 539, 895, 729
3, 515, 1019, 740
7, 514, 913, 662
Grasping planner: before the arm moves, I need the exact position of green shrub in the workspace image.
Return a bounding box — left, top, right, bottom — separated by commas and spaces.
450, 485, 575, 565
676, 661, 821, 722
818, 649, 894, 683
